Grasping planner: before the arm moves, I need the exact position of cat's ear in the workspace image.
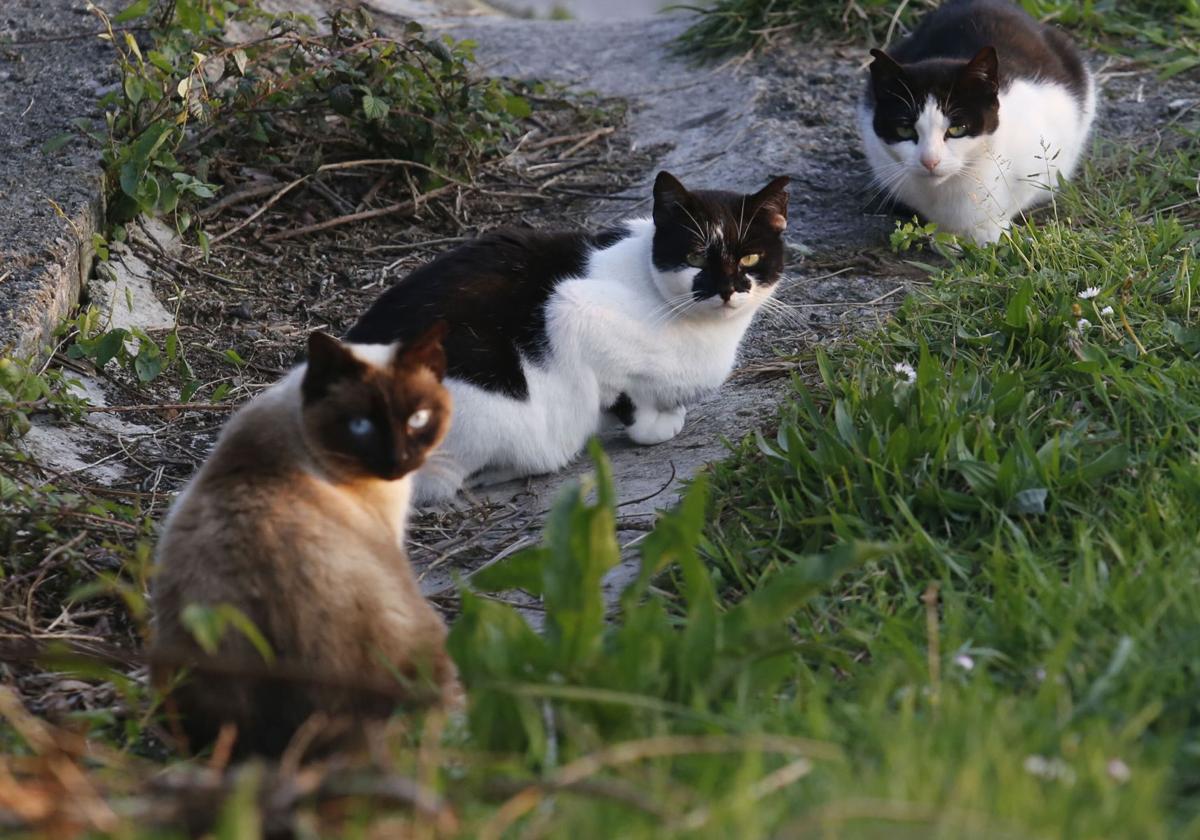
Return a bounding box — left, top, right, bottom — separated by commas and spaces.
962, 46, 999, 93
303, 331, 362, 402
751, 176, 790, 233
652, 171, 691, 225
868, 49, 905, 81
396, 321, 448, 381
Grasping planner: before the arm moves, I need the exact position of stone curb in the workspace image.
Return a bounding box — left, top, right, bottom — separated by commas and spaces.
1, 0, 113, 361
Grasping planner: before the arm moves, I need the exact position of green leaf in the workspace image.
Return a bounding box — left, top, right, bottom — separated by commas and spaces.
471, 548, 547, 594
134, 345, 164, 382
1159, 55, 1200, 79
41, 133, 74, 155
424, 37, 454, 64
113, 0, 152, 23
504, 95, 532, 119
91, 329, 128, 368
541, 441, 620, 671
361, 95, 389, 122
1004, 277, 1035, 330
723, 542, 890, 644
123, 74, 145, 106
1080, 445, 1129, 482
180, 603, 274, 664
119, 161, 142, 200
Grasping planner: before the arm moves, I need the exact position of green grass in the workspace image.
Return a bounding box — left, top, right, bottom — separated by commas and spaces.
678, 0, 1200, 73
427, 134, 1200, 837
696, 135, 1200, 834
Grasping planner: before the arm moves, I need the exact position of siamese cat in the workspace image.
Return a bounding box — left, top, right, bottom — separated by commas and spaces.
151, 326, 457, 757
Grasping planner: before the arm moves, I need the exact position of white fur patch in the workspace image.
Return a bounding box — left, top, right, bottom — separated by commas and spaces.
345, 341, 398, 370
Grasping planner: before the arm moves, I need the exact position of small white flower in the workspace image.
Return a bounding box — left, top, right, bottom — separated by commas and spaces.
953, 653, 975, 671
1024, 755, 1076, 783
1100, 305, 1114, 317
1078, 287, 1101, 300
1035, 667, 1047, 682
1077, 318, 1092, 332
1107, 758, 1132, 784
894, 362, 917, 384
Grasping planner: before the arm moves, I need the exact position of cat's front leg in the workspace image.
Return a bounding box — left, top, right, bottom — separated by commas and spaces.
412, 458, 468, 507
612, 393, 687, 445
969, 217, 1010, 246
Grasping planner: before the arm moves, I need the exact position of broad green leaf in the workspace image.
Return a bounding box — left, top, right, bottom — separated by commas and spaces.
471, 548, 547, 595
91, 329, 128, 367
362, 95, 389, 122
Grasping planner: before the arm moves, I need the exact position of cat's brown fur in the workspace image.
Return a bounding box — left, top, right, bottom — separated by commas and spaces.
151, 326, 456, 757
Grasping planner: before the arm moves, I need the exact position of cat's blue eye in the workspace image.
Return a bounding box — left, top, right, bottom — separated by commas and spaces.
895, 125, 916, 141
348, 416, 373, 437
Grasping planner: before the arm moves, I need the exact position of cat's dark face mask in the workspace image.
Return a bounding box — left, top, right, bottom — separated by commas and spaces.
650, 171, 790, 318
300, 326, 451, 482
867, 47, 1000, 181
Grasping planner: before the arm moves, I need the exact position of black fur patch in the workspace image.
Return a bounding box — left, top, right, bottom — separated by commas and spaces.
608, 392, 636, 426
866, 0, 1089, 143
651, 172, 789, 304
346, 225, 632, 400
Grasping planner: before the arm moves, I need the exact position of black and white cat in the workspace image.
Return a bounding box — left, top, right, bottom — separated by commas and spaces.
347, 171, 790, 503
859, 0, 1096, 244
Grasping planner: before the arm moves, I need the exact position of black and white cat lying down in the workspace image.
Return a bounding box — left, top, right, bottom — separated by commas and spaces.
347, 171, 790, 504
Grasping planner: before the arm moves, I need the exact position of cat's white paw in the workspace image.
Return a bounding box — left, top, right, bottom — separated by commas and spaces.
971, 219, 1010, 246
627, 405, 686, 446
412, 467, 465, 507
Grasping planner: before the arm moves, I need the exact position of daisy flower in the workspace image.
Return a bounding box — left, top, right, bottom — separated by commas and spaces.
1078, 287, 1101, 300
893, 362, 917, 384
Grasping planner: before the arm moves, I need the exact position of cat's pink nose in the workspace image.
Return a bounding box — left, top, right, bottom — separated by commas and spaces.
921, 155, 941, 173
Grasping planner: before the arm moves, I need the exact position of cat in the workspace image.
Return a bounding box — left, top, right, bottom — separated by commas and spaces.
150, 326, 458, 757
859, 0, 1097, 244
346, 171, 790, 504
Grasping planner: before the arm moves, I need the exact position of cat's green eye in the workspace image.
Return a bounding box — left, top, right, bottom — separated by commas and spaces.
739, 253, 761, 268
946, 124, 968, 138
686, 251, 707, 268
895, 125, 916, 141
